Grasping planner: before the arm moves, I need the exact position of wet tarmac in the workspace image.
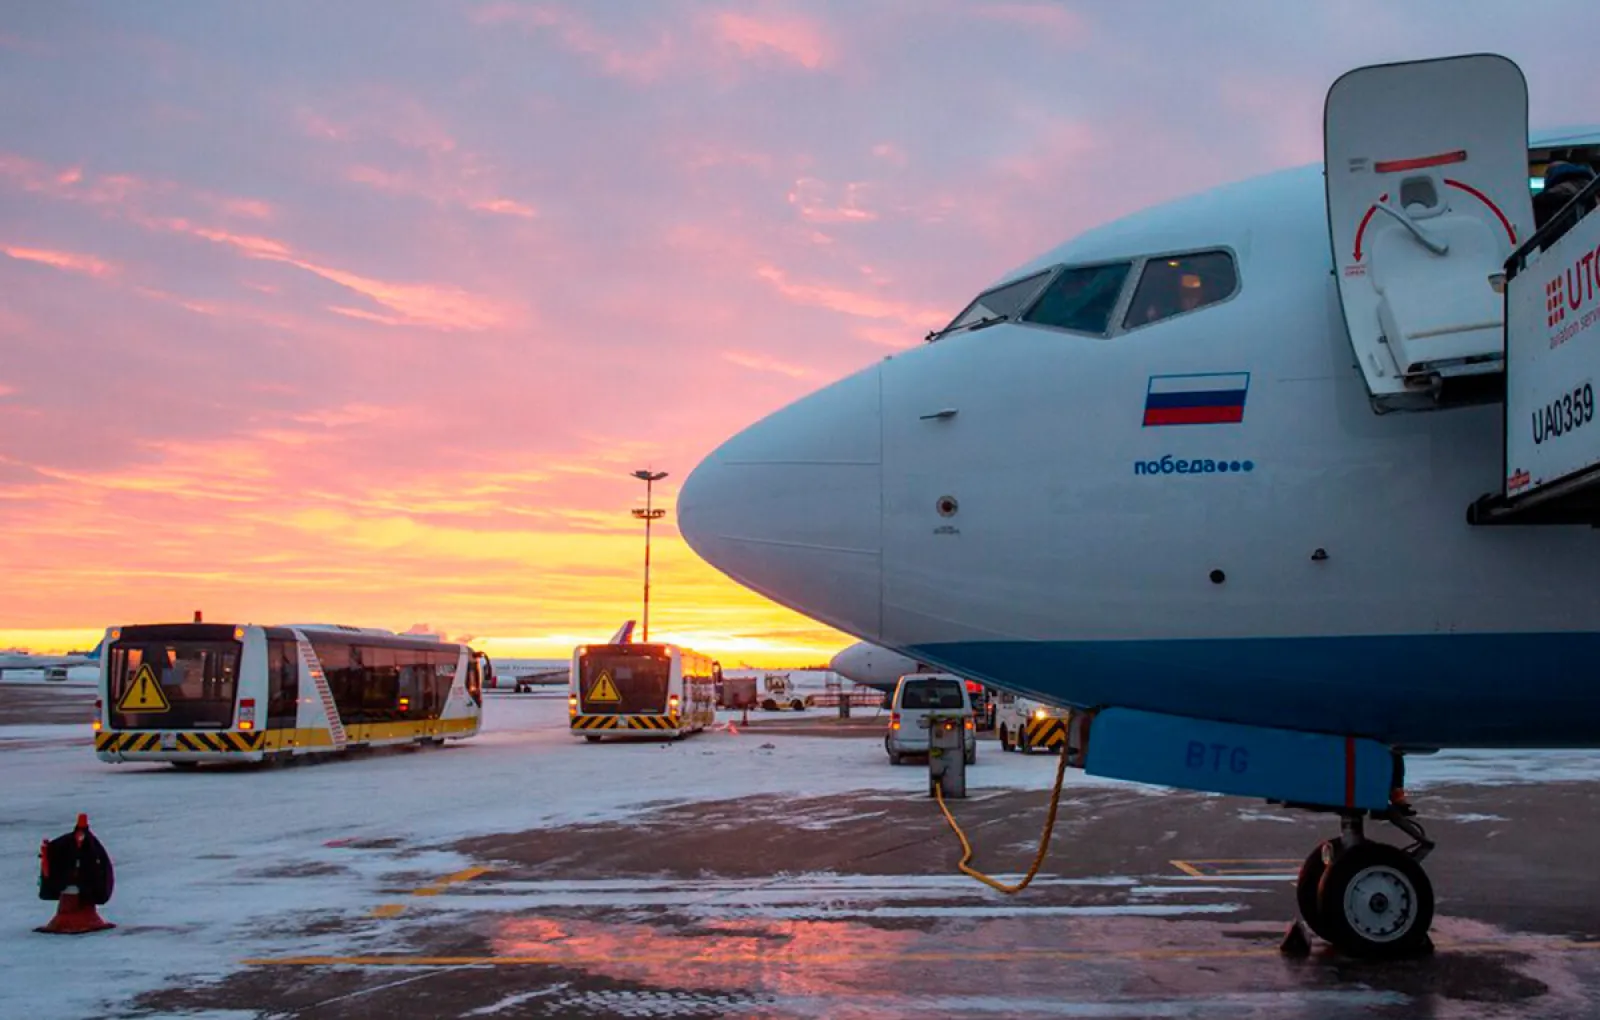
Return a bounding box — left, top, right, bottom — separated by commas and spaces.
0, 681, 93, 727
129, 757, 1600, 1018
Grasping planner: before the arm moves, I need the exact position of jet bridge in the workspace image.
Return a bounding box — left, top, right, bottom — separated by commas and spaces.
1469, 173, 1600, 526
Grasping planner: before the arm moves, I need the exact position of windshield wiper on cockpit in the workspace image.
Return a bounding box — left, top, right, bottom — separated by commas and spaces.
925, 314, 1008, 343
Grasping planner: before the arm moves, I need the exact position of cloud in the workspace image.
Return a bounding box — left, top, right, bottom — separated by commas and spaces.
274, 256, 515, 331
470, 3, 836, 82
722, 350, 818, 380
0, 150, 514, 332
754, 264, 945, 330
470, 197, 537, 218
470, 3, 678, 83
2, 245, 117, 278
712, 10, 833, 69
788, 177, 878, 224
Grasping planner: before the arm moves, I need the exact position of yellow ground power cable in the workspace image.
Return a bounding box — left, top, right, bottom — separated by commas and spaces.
933, 742, 1072, 894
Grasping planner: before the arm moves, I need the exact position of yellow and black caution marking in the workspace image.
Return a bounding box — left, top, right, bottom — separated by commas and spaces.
115, 663, 171, 714
571, 714, 682, 732
95, 730, 267, 754
1024, 716, 1070, 750
626, 714, 681, 731
585, 670, 621, 704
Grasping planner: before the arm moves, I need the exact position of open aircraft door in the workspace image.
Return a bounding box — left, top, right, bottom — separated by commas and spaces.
1325, 54, 1533, 412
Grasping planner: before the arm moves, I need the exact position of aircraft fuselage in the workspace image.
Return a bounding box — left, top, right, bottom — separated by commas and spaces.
682, 162, 1600, 751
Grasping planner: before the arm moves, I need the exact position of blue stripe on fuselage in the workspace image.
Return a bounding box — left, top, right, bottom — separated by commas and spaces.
908, 634, 1600, 749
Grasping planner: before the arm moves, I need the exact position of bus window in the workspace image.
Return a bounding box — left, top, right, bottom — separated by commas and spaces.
108, 630, 241, 730
266, 639, 298, 729
578, 647, 670, 713
363, 646, 399, 721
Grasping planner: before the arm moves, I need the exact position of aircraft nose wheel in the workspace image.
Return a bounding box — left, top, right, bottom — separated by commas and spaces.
1311, 840, 1434, 958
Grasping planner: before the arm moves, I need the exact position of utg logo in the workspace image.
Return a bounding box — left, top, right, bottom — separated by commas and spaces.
1547, 240, 1600, 331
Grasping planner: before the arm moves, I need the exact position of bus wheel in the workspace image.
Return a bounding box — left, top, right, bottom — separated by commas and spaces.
584, 735, 602, 744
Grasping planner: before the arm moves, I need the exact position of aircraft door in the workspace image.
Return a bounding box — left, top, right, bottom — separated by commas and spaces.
1325, 53, 1532, 411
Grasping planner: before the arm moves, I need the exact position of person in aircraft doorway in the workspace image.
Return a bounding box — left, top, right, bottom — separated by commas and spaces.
1534, 162, 1597, 230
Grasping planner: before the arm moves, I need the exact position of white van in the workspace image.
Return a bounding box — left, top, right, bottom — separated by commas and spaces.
884, 672, 977, 766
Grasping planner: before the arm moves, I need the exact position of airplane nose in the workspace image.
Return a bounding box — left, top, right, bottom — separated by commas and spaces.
678, 362, 883, 640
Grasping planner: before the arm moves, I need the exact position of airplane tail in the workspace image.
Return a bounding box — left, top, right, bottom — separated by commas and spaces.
607, 620, 636, 645
85, 638, 103, 662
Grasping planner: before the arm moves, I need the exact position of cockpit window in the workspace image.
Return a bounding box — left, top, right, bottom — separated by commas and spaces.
938, 269, 1053, 336
1020, 262, 1133, 336
1122, 250, 1237, 330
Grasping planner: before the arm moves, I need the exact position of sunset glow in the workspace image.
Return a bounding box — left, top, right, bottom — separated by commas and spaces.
0, 3, 1587, 663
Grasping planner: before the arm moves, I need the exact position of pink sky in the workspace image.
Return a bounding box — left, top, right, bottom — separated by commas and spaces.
0, 2, 1592, 662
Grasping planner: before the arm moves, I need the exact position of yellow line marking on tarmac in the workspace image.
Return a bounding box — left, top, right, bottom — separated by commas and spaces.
369, 866, 492, 918
246, 938, 1600, 969
413, 866, 491, 896
1170, 858, 1301, 878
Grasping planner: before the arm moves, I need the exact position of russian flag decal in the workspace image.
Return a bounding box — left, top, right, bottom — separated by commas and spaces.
1143, 372, 1250, 427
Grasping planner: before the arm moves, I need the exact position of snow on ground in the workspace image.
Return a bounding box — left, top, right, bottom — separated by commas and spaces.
0, 665, 98, 686
0, 692, 1124, 1020
1407, 748, 1600, 787
6, 690, 1600, 1019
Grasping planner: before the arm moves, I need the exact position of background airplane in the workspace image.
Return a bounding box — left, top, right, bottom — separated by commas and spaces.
0, 638, 102, 678
487, 620, 638, 691
678, 55, 1600, 960
827, 641, 925, 692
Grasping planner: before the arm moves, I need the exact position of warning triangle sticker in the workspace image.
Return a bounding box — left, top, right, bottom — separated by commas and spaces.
586, 670, 621, 704
116, 663, 171, 713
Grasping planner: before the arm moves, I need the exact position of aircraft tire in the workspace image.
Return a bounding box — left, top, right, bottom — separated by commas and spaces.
1296, 841, 1334, 941
1316, 841, 1434, 959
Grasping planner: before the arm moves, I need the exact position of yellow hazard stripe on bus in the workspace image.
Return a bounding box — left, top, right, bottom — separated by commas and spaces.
95, 730, 267, 754
1024, 718, 1070, 748
571, 714, 682, 731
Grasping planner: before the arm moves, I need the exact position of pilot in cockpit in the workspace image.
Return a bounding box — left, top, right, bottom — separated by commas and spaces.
1127, 260, 1221, 327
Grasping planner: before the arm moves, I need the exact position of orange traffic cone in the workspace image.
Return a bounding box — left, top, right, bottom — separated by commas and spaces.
35, 890, 116, 934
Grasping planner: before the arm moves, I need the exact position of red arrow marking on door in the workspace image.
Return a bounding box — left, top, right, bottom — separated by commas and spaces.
1352, 193, 1389, 261
1444, 178, 1517, 243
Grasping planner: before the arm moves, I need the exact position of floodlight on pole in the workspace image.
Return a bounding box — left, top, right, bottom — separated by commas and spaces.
631, 469, 668, 642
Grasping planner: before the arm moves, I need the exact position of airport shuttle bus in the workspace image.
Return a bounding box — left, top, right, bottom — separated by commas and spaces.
569, 642, 718, 741
94, 622, 484, 766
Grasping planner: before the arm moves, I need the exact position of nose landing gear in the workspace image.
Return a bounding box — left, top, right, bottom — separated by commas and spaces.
1288, 807, 1436, 959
